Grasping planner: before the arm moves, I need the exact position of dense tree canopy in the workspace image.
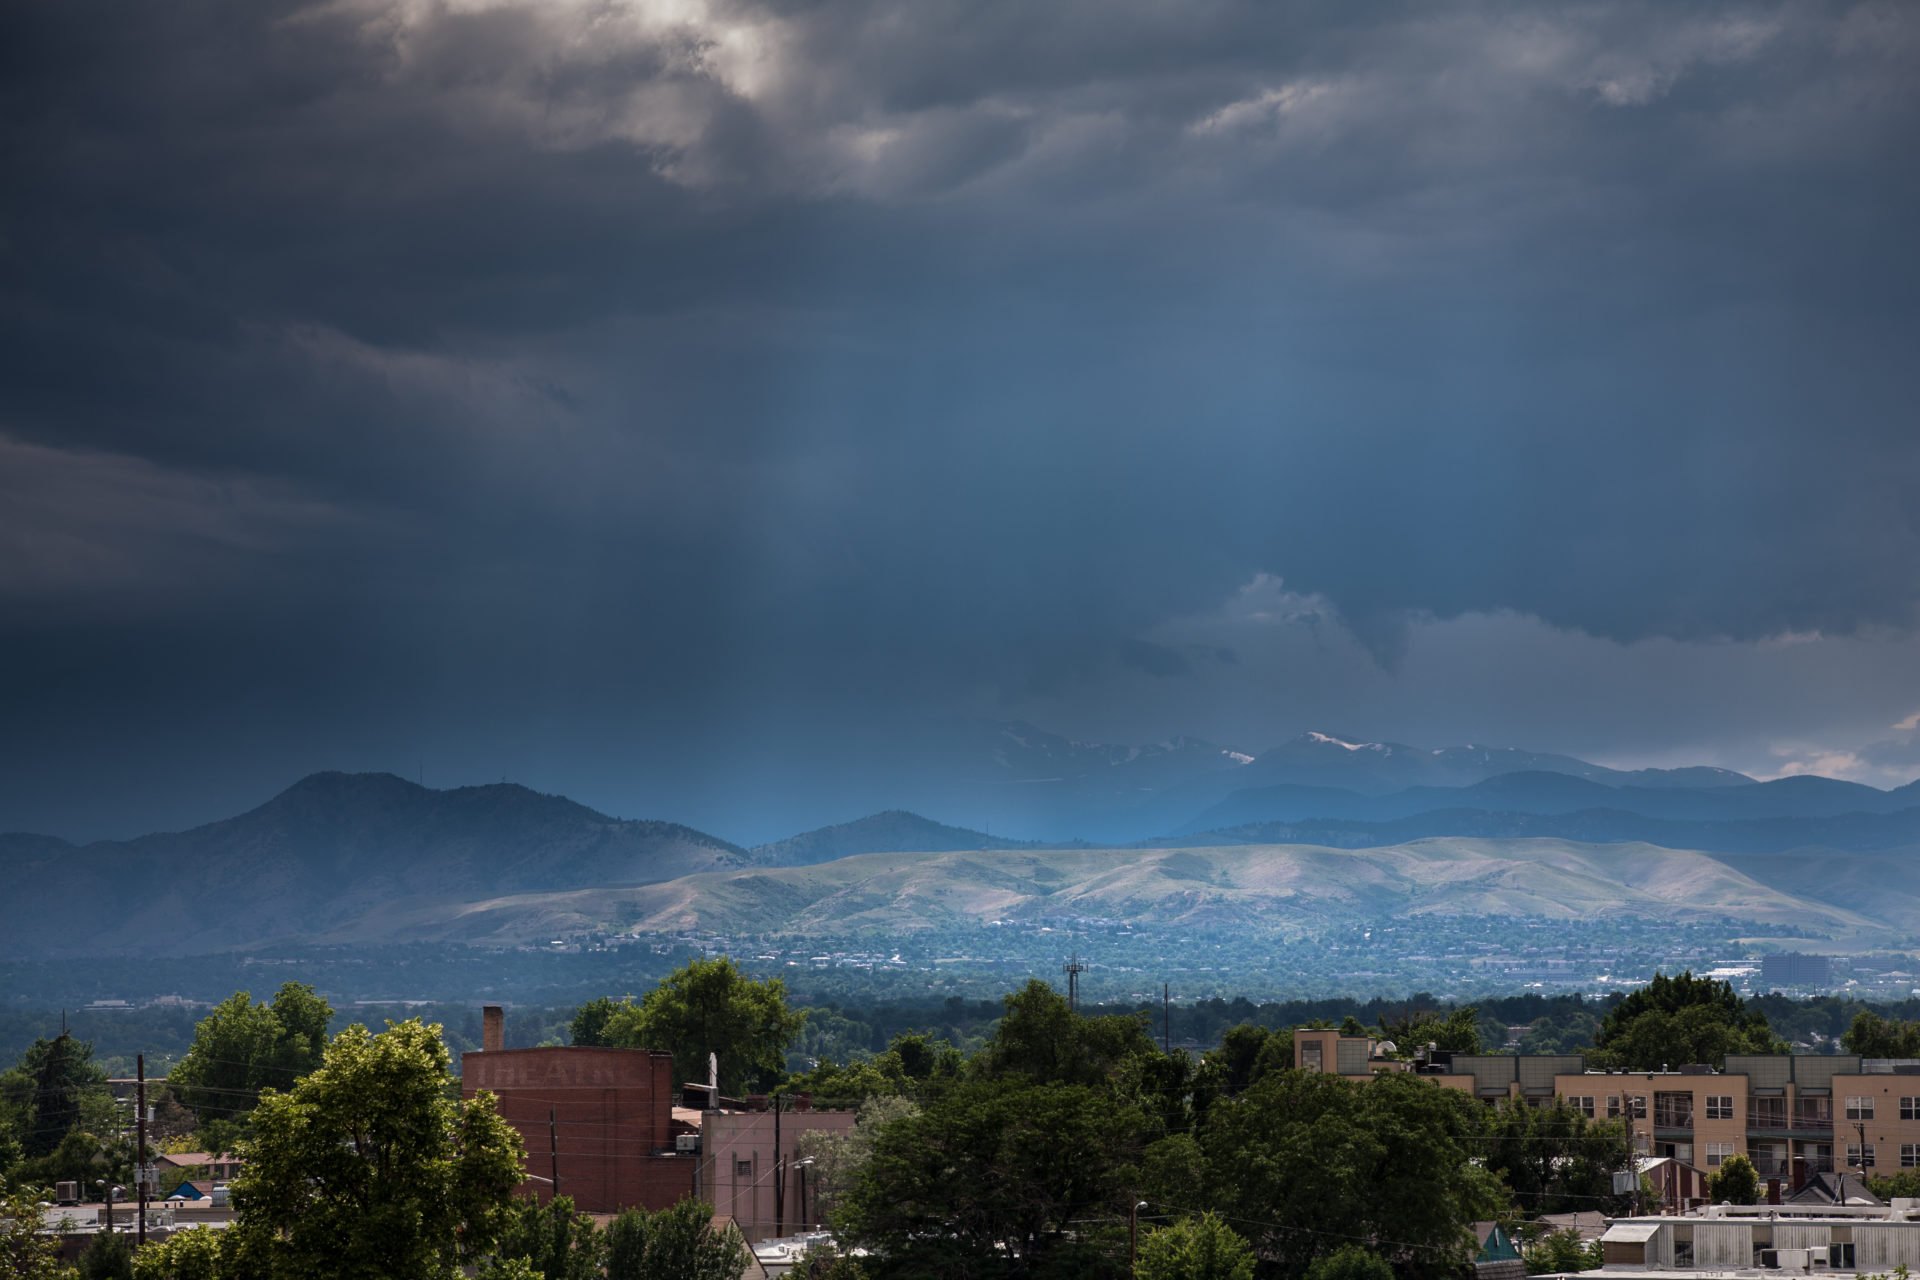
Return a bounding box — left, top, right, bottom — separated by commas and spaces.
1200, 1070, 1507, 1280
223, 1018, 524, 1280
600, 959, 805, 1095
168, 983, 333, 1123
603, 1199, 748, 1280
567, 997, 621, 1049
838, 1076, 1144, 1278
1842, 1011, 1920, 1058
1590, 972, 1784, 1069
1137, 1214, 1256, 1280
1480, 1099, 1633, 1217
0, 1031, 108, 1159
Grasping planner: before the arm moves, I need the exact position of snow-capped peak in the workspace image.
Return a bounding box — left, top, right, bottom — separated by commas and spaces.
1304, 731, 1389, 753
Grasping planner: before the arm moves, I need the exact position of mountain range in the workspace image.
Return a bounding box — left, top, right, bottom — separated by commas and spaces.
5, 726, 1919, 957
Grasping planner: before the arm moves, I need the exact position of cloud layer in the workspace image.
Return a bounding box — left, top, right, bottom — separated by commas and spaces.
1, 0, 1916, 840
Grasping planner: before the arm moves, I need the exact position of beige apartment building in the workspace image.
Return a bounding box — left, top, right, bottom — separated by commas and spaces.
1293, 1029, 1920, 1185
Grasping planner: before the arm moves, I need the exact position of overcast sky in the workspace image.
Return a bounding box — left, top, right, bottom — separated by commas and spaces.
2, 0, 1917, 843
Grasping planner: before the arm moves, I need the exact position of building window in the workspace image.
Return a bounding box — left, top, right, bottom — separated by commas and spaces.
1846, 1096, 1875, 1121
1654, 1092, 1695, 1129
1706, 1142, 1735, 1167
1631, 1096, 1648, 1119
1902, 1097, 1919, 1121
1832, 1244, 1857, 1270
1301, 1044, 1323, 1073
1569, 1096, 1594, 1119
1749, 1097, 1787, 1128
1902, 1144, 1919, 1169
1608, 1096, 1622, 1119
1847, 1143, 1876, 1168
734, 1158, 752, 1178
1706, 1096, 1734, 1121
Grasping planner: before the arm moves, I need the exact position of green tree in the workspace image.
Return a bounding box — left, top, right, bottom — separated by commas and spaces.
1202, 1070, 1507, 1280
1481, 1100, 1633, 1216
972, 980, 1156, 1087
224, 1018, 524, 1280
1589, 972, 1783, 1069
601, 959, 805, 1095
794, 1244, 868, 1280
76, 1230, 133, 1280
1522, 1228, 1596, 1275
1, 1183, 75, 1278
1867, 1170, 1920, 1201
131, 1226, 228, 1280
483, 1194, 602, 1280
1, 1032, 109, 1158
1842, 1011, 1920, 1059
786, 1032, 963, 1105
1304, 1245, 1395, 1280
603, 1198, 748, 1280
168, 983, 333, 1123
1201, 1025, 1290, 1097
837, 1076, 1143, 1278
1137, 1213, 1256, 1280
569, 997, 621, 1048
792, 1094, 919, 1226
1710, 1153, 1761, 1206
1378, 1006, 1482, 1054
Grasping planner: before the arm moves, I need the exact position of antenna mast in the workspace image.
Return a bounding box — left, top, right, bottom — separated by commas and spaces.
1063, 946, 1087, 1012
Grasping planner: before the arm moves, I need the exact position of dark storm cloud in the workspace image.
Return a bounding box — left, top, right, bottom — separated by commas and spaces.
1, 0, 1917, 838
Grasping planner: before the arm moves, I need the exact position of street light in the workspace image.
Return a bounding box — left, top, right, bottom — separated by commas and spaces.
792, 1157, 816, 1230
95, 1180, 124, 1232
1131, 1200, 1149, 1278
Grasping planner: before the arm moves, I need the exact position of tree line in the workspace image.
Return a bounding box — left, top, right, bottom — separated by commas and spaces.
14, 963, 1920, 1279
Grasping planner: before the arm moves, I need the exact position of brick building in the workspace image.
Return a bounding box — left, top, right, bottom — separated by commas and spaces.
461, 1006, 696, 1214
1294, 1029, 1920, 1190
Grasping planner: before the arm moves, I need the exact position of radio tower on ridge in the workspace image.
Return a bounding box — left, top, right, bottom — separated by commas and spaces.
1063, 945, 1087, 1011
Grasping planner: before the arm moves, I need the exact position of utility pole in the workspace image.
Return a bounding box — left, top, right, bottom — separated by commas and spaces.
1063, 949, 1086, 1012
136, 1054, 147, 1247
774, 1093, 784, 1237
1857, 1121, 1869, 1182
549, 1109, 560, 1203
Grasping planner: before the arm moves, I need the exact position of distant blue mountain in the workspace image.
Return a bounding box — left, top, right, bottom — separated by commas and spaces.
1176, 770, 1917, 836
1163, 805, 1920, 855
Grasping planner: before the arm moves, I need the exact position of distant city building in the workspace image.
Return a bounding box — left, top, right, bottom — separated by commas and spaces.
1294, 1029, 1920, 1193
1764, 953, 1834, 988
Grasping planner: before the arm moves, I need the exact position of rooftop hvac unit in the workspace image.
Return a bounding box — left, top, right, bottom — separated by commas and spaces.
54, 1182, 79, 1205
675, 1134, 699, 1153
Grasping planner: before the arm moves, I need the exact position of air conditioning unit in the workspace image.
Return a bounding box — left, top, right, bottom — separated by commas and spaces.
54, 1182, 79, 1205
675, 1134, 700, 1153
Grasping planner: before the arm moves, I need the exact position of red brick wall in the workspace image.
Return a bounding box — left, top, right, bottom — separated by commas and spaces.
462, 1047, 694, 1214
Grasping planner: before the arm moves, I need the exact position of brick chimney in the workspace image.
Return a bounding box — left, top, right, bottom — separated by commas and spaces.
483, 1005, 504, 1054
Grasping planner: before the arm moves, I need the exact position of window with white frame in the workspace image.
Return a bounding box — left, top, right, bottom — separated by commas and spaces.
1847, 1142, 1877, 1167
1705, 1142, 1736, 1167
1607, 1096, 1622, 1119
1847, 1096, 1876, 1120
1902, 1144, 1919, 1169
1706, 1095, 1735, 1120
1902, 1097, 1920, 1121
1568, 1096, 1594, 1119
